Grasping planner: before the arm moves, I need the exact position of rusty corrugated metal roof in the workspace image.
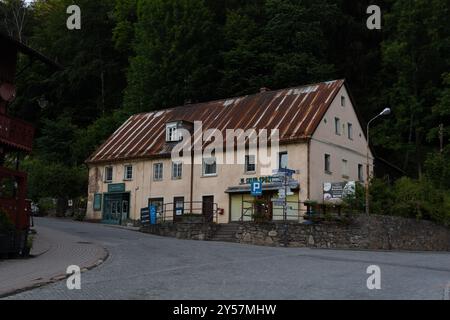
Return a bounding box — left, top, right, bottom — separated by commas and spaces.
87, 79, 345, 164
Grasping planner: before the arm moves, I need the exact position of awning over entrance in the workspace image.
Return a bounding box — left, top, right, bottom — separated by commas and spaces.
225, 182, 300, 194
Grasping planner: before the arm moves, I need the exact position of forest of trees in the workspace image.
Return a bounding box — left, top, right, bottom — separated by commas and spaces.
0, 0, 449, 222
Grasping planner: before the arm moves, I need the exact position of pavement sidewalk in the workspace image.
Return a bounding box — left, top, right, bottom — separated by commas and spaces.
0, 224, 108, 297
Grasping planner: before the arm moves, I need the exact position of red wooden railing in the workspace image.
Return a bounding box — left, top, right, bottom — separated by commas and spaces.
0, 113, 34, 152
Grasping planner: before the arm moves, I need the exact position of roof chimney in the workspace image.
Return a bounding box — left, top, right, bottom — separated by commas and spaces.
260, 87, 270, 93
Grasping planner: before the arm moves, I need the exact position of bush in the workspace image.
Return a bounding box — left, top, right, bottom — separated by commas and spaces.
369, 178, 395, 216
391, 177, 447, 224
342, 182, 365, 214
424, 148, 450, 190
342, 176, 450, 226
38, 198, 56, 216
73, 211, 86, 221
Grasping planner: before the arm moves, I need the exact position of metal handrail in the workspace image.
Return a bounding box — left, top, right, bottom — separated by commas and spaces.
240, 200, 354, 223
156, 201, 220, 224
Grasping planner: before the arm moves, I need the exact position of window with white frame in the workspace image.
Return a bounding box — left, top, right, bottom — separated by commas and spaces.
172, 162, 182, 179
245, 155, 256, 173
203, 157, 217, 176
124, 165, 133, 180
166, 122, 180, 142
153, 163, 163, 181
105, 166, 113, 182
335, 117, 341, 135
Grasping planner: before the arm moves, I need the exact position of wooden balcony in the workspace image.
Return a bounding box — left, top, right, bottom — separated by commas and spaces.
0, 113, 34, 152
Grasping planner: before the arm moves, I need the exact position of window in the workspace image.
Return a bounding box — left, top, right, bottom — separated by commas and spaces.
245, 155, 256, 173
279, 152, 288, 169
172, 162, 183, 179
105, 167, 113, 182
124, 165, 133, 180
324, 154, 331, 173
341, 96, 346, 107
153, 163, 163, 181
335, 117, 341, 135
358, 164, 364, 182
203, 157, 217, 176
166, 123, 180, 142
342, 159, 349, 177
347, 123, 353, 140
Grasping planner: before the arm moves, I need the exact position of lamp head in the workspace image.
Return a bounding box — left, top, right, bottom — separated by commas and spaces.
380, 108, 391, 116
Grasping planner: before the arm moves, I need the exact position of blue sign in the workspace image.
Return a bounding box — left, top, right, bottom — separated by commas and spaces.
251, 181, 263, 196
150, 205, 157, 225
276, 168, 296, 176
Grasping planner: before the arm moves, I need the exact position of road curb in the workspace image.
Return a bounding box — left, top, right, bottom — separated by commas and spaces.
0, 247, 109, 299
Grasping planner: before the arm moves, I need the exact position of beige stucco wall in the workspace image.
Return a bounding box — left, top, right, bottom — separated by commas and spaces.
87, 143, 308, 224
309, 85, 373, 201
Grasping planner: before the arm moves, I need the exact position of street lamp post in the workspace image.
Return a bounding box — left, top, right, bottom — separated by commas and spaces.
365, 108, 391, 215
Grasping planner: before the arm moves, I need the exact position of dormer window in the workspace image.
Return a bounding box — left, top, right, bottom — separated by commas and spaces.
166, 122, 180, 142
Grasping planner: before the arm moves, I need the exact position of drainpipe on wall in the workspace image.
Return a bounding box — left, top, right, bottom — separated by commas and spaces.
307, 138, 311, 200
189, 142, 194, 214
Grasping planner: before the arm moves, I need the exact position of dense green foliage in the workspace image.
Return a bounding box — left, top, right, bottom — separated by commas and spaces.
344, 178, 450, 226
0, 0, 448, 220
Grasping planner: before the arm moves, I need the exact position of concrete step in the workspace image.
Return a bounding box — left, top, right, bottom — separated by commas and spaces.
211, 223, 240, 243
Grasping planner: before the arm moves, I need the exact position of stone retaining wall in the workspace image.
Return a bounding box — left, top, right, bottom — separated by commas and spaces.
141, 221, 219, 241
236, 215, 450, 251
140, 215, 450, 251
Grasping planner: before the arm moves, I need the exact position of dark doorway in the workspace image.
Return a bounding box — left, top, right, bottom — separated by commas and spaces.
202, 196, 214, 223
173, 197, 184, 222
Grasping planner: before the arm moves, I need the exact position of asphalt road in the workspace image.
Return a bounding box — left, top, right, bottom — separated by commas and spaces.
5, 218, 450, 300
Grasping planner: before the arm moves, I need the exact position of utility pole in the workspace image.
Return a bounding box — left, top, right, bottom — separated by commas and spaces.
365, 108, 391, 215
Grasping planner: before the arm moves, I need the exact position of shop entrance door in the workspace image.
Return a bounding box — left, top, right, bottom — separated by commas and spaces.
103, 193, 130, 225
202, 196, 214, 223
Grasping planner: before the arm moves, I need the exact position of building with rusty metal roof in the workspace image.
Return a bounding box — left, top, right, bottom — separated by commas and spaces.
86, 79, 373, 226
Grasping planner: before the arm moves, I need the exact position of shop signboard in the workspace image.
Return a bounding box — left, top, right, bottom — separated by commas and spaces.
108, 183, 126, 193
240, 176, 273, 185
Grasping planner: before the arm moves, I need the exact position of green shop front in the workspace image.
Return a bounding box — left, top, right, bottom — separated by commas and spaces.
94, 183, 130, 225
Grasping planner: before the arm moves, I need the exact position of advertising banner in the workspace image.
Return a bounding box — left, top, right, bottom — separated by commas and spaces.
323, 181, 356, 201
